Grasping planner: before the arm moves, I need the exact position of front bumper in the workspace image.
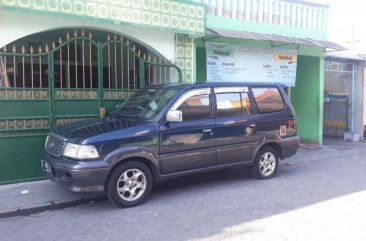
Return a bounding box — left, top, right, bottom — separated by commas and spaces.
41, 151, 110, 192
279, 136, 300, 160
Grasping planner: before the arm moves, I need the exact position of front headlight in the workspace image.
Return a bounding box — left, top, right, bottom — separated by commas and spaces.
63, 143, 99, 159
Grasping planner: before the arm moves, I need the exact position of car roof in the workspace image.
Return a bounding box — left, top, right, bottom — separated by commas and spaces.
146, 82, 282, 91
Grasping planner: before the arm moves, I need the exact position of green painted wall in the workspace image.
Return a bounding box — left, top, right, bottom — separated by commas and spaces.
196, 46, 206, 83
0, 135, 46, 184
207, 16, 327, 40
291, 56, 324, 144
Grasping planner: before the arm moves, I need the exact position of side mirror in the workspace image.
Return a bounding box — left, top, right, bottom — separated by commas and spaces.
166, 110, 183, 122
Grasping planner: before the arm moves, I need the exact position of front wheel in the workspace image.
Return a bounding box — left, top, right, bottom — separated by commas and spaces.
106, 161, 153, 208
251, 146, 279, 179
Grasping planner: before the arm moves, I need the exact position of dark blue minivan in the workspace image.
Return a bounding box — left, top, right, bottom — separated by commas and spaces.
41, 82, 300, 207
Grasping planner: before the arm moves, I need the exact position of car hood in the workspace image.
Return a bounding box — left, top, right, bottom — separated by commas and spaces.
52, 115, 149, 141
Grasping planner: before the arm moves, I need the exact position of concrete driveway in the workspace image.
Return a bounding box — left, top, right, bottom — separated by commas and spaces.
0, 139, 365, 241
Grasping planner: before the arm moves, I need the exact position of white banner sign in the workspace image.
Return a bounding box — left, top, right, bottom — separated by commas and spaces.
206, 42, 298, 86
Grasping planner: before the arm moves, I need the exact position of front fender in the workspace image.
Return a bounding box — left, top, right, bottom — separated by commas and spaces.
104, 146, 160, 178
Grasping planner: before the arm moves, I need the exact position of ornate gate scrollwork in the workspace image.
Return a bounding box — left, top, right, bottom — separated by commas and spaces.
0, 29, 182, 136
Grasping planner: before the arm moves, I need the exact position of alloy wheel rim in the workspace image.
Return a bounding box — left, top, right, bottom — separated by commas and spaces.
117, 168, 147, 201
259, 152, 276, 176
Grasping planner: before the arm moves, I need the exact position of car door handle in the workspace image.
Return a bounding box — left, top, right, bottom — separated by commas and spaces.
202, 128, 212, 133
248, 124, 256, 128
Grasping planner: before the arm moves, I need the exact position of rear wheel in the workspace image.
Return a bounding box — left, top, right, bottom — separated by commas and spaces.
251, 146, 279, 179
106, 161, 153, 208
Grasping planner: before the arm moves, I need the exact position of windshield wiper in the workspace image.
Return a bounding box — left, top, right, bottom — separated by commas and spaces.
107, 113, 146, 119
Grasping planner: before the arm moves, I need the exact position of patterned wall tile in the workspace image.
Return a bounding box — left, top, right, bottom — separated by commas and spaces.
179, 3, 188, 17
179, 18, 188, 30
131, 0, 141, 9
161, 0, 170, 13
121, 0, 130, 7
85, 2, 97, 17
161, 14, 169, 28
33, 0, 46, 10
170, 2, 178, 15
109, 6, 120, 21
98, 4, 109, 19
1, 0, 206, 36
74, 0, 85, 15
60, 0, 73, 14
120, 8, 130, 22
151, 13, 160, 26
131, 10, 141, 23
47, 0, 60, 12
2, 0, 16, 6
18, 0, 31, 8
188, 5, 196, 18
142, 0, 150, 10
176, 33, 193, 83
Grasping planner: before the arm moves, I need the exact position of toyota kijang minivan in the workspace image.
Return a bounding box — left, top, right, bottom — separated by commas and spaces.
42, 82, 300, 208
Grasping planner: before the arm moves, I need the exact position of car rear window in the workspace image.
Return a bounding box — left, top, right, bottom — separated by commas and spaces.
252, 87, 285, 113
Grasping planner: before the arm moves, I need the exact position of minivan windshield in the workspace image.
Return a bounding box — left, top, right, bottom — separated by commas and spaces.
112, 88, 180, 119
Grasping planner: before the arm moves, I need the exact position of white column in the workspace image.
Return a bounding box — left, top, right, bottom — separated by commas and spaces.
217, 0, 223, 17
223, 0, 231, 18
279, 2, 285, 25
308, 8, 313, 30
237, 0, 245, 19
245, 0, 251, 21
291, 4, 297, 27
272, 0, 279, 24
231, 0, 238, 19
207, 0, 215, 15
268, 0, 273, 24
251, 0, 258, 21
284, 2, 290, 25
302, 6, 308, 29
297, 6, 302, 28
258, 0, 264, 23
263, 0, 269, 23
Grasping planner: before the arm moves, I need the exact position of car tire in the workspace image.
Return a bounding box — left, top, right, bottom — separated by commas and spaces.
251, 146, 279, 179
106, 161, 153, 208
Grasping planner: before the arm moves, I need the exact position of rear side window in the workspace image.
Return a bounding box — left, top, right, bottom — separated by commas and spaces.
216, 92, 252, 118
252, 87, 285, 113
216, 93, 241, 118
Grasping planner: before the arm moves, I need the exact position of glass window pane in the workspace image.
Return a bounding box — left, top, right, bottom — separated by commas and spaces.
216, 93, 242, 118
177, 94, 210, 121
252, 87, 284, 113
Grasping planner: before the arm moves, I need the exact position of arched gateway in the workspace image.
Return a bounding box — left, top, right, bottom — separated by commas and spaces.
0, 28, 181, 131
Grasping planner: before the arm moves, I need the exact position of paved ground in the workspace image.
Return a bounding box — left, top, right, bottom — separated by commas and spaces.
0, 139, 366, 241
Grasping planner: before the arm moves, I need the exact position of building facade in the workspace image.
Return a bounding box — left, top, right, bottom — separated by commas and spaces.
0, 0, 340, 184
324, 53, 365, 141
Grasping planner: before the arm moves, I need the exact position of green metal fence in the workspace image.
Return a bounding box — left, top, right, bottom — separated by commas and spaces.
0, 30, 182, 184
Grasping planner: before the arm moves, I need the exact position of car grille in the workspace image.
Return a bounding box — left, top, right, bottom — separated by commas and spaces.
45, 135, 66, 157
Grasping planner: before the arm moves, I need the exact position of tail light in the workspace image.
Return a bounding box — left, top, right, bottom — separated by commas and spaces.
288, 118, 297, 132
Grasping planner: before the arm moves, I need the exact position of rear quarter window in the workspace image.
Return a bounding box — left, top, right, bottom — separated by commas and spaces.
252, 87, 285, 113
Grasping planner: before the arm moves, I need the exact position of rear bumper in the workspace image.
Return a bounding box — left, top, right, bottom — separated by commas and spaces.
41, 151, 110, 192
279, 136, 300, 160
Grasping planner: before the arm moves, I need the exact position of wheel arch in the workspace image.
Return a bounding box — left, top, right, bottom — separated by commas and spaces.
103, 147, 160, 190
256, 142, 283, 160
